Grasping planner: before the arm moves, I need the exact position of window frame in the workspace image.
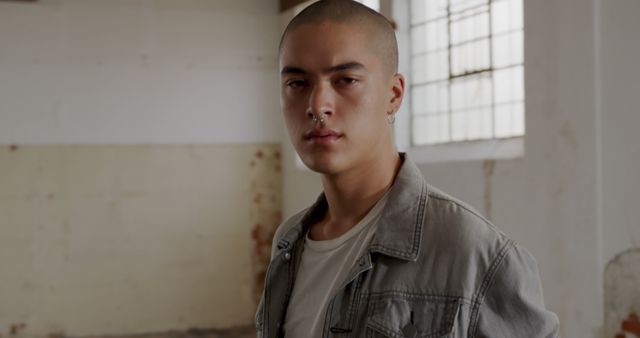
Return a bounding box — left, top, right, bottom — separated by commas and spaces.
392, 0, 525, 163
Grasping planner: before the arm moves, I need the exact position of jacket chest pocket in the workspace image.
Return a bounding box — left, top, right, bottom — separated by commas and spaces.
365, 294, 459, 338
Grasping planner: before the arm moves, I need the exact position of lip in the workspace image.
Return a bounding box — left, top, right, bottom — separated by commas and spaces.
304, 128, 343, 145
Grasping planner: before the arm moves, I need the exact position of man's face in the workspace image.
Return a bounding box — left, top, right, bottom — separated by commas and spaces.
279, 21, 402, 175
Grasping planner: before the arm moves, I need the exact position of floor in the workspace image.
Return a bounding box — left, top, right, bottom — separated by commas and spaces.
81, 327, 256, 338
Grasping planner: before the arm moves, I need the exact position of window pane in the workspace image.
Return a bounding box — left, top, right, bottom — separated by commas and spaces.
494, 102, 524, 137
493, 65, 524, 104
412, 82, 449, 116
411, 0, 448, 24
451, 74, 492, 111
413, 20, 449, 55
450, 109, 492, 141
493, 30, 523, 68
451, 38, 490, 75
451, 112, 467, 141
450, 0, 488, 13
412, 54, 428, 83
357, 0, 380, 11
412, 24, 428, 55
413, 114, 450, 145
412, 50, 449, 83
491, 0, 523, 34
425, 19, 449, 52
513, 101, 525, 135
409, 0, 525, 146
494, 103, 513, 137
465, 108, 493, 139
451, 9, 489, 45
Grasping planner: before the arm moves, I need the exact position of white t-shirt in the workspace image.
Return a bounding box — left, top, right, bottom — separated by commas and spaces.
283, 192, 390, 338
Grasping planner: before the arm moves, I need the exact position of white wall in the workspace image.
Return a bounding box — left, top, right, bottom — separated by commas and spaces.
600, 0, 640, 271
0, 0, 281, 144
600, 1, 640, 333
281, 0, 640, 337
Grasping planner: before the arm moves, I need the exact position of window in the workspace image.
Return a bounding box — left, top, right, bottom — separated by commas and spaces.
356, 0, 380, 11
291, 1, 379, 15
410, 0, 524, 146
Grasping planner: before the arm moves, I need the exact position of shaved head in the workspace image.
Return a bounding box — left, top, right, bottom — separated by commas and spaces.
279, 0, 398, 75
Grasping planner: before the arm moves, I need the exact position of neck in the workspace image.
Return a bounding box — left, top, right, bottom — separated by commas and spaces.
310, 151, 402, 241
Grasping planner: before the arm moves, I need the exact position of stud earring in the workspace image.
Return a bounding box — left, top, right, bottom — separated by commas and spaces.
387, 113, 396, 124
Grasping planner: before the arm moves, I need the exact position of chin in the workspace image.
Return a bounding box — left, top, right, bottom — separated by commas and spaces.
299, 151, 345, 175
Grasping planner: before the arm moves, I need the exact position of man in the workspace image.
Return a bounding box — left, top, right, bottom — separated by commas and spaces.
256, 1, 559, 337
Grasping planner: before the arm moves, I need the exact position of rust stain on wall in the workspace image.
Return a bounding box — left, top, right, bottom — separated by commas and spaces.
0, 144, 271, 333
9, 323, 26, 336
614, 312, 640, 337
605, 248, 640, 338
249, 145, 282, 304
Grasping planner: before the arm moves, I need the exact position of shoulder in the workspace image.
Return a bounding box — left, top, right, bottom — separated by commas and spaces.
424, 184, 508, 249
419, 184, 517, 291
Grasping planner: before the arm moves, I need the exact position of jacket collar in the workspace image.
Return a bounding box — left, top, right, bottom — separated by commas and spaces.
277, 153, 428, 261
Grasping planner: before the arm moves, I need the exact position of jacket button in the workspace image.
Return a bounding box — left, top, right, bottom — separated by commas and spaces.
284, 252, 291, 260
402, 323, 417, 337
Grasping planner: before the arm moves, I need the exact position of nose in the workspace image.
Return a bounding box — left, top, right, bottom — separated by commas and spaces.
306, 82, 334, 121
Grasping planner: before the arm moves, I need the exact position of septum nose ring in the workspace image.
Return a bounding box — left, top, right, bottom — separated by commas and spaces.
311, 113, 328, 125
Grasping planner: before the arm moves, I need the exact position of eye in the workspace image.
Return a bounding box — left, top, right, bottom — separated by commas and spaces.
285, 79, 307, 89
336, 77, 358, 86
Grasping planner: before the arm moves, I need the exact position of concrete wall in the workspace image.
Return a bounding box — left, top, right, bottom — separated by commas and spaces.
600, 1, 640, 335
0, 0, 281, 144
0, 144, 280, 337
600, 0, 640, 275
280, 0, 640, 337
0, 0, 282, 337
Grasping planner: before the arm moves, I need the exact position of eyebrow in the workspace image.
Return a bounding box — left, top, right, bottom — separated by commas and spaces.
280, 62, 366, 75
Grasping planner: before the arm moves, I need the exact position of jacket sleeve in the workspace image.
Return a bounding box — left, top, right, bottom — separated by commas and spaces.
473, 242, 560, 338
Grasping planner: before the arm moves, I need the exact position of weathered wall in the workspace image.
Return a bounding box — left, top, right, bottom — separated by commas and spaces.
0, 0, 282, 337
600, 0, 640, 275
600, 1, 640, 336
604, 249, 640, 338
0, 144, 281, 337
0, 0, 281, 144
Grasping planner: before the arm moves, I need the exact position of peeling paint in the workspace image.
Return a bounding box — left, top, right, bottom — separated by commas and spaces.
605, 248, 640, 338
249, 145, 282, 304
0, 144, 275, 334
615, 313, 640, 337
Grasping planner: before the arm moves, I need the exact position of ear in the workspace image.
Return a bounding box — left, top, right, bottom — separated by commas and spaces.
388, 73, 405, 115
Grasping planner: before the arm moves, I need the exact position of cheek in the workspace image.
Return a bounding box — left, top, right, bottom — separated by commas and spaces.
282, 90, 308, 112
282, 101, 306, 136
348, 86, 387, 121
352, 89, 391, 141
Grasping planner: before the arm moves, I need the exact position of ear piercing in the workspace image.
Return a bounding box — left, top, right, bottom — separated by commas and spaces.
387, 113, 396, 124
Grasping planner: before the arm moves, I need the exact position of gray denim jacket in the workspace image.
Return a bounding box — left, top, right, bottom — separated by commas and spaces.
256, 155, 559, 337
